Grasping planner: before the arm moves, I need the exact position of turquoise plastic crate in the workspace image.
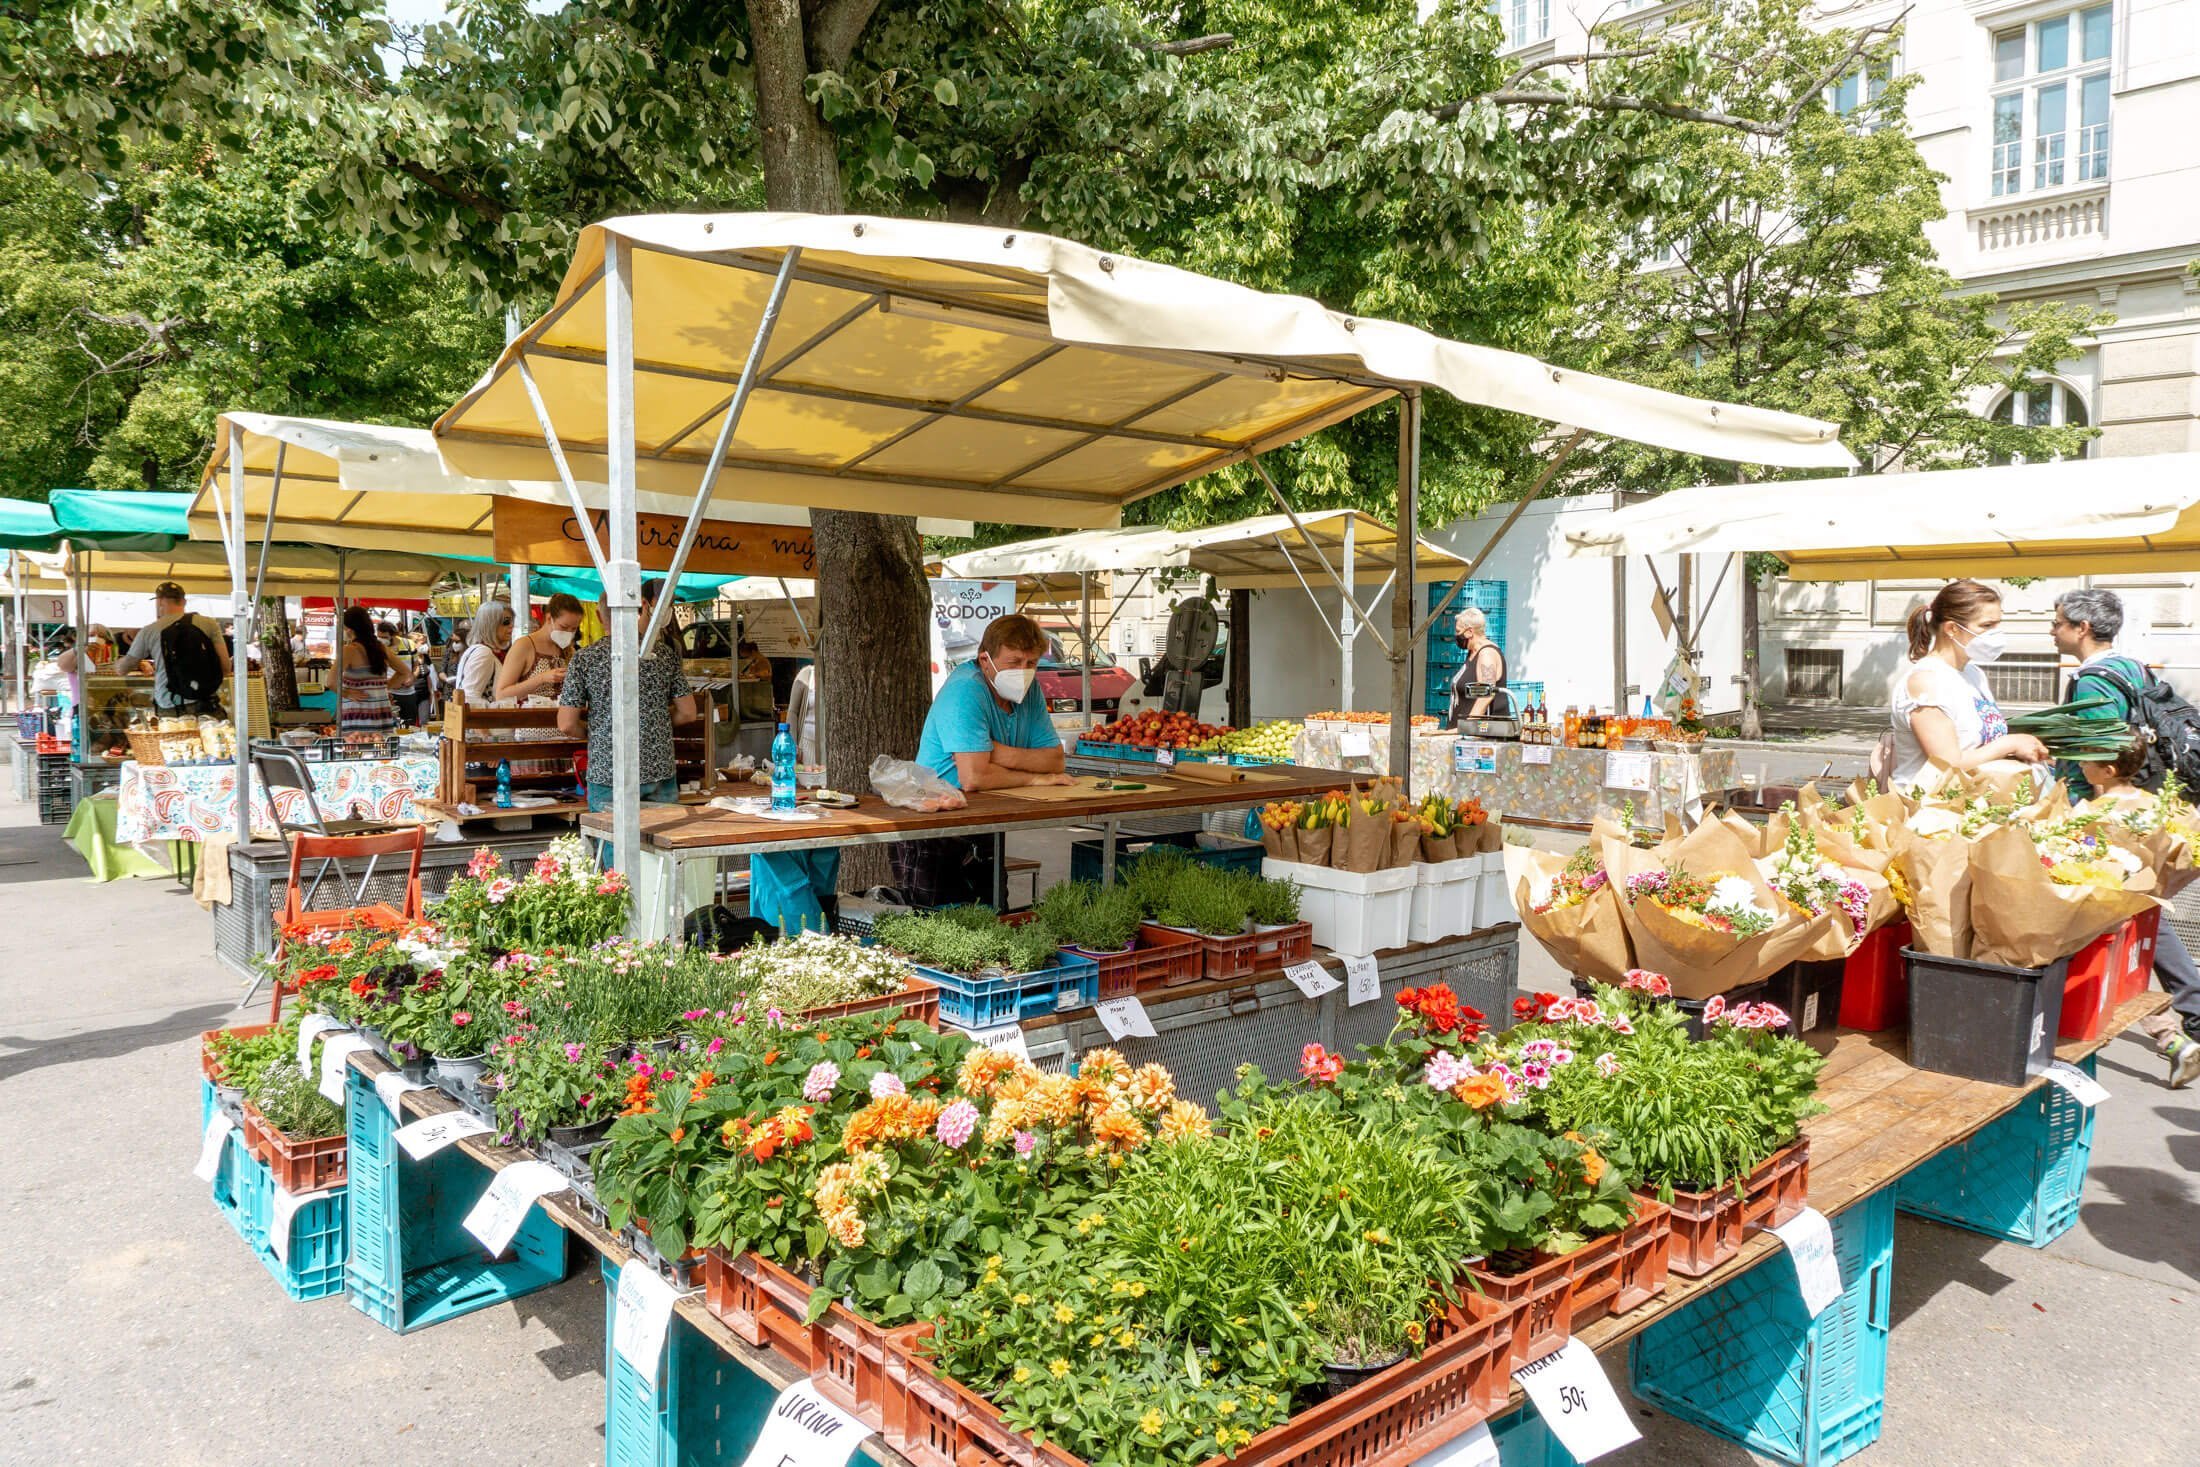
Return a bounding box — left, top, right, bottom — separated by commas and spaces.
208, 1129, 254, 1245
1897, 1055, 2097, 1247
1488, 1405, 1577, 1465
1068, 832, 1264, 885
1072, 739, 1215, 764
1630, 1184, 1894, 1467
234, 1143, 349, 1302
601, 1258, 777, 1467
344, 1064, 571, 1333
916, 953, 1101, 1029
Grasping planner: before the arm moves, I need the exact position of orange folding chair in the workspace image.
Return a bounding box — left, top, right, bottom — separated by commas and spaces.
254, 826, 427, 1020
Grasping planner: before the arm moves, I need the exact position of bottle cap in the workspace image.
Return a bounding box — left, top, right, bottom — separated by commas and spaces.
778, 722, 789, 732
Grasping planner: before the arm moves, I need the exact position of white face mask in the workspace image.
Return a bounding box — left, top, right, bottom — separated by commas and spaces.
548, 627, 576, 649
989, 664, 1034, 703
1958, 624, 2007, 666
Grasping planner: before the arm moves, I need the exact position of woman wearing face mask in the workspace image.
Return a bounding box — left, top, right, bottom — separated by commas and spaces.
1886, 579, 2048, 786
496, 593, 583, 702
1446, 606, 1511, 727
452, 599, 513, 706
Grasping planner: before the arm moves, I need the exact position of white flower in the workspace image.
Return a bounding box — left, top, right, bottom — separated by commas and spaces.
1707, 875, 1771, 919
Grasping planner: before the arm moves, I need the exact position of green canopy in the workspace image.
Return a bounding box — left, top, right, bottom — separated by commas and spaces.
0, 497, 62, 551
47, 489, 194, 550
529, 565, 737, 605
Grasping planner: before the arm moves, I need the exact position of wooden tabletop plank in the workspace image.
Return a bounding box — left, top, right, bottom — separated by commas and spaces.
579, 761, 1351, 852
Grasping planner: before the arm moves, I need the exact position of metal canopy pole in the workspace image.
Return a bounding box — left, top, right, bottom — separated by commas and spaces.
1414, 430, 1588, 646
1079, 571, 1094, 730
227, 421, 253, 845
1390, 394, 1420, 791
641, 247, 802, 654
606, 236, 644, 884
1248, 463, 1390, 655
1340, 515, 1356, 710
511, 562, 531, 632
10, 552, 24, 713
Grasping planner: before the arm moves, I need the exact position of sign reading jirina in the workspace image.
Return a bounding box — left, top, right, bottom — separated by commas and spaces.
492, 498, 816, 577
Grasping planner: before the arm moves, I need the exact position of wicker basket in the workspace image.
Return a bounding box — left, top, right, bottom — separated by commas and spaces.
126, 728, 167, 766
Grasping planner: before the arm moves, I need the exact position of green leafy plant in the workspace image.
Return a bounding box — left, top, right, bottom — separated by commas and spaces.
1035, 880, 1146, 952
489, 1032, 627, 1146
246, 1058, 344, 1141
1245, 875, 1301, 927
872, 908, 1061, 977
1150, 865, 1252, 936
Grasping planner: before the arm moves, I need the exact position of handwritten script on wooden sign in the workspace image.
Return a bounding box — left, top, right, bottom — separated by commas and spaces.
493, 498, 816, 578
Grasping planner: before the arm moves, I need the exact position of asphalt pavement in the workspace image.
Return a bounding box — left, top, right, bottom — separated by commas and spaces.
0, 790, 2191, 1467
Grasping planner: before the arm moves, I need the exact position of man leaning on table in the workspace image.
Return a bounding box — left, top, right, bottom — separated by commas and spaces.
895, 614, 1073, 906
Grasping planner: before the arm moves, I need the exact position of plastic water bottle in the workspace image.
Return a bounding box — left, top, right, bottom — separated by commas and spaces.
771, 722, 797, 812
495, 758, 513, 808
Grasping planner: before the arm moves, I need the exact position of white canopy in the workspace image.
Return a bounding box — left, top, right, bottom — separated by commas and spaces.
936, 510, 1468, 592
17, 542, 485, 600
433, 213, 1855, 531
1560, 454, 2200, 580
187, 413, 970, 558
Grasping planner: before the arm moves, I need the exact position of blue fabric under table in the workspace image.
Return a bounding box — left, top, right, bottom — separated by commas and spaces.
749, 848, 841, 935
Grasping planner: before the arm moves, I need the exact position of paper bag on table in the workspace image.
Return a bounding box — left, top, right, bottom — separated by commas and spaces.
1339, 804, 1391, 873
1387, 818, 1422, 869
1888, 824, 1975, 957
1297, 823, 1334, 869
1613, 817, 1832, 999
1507, 842, 1633, 984
1968, 824, 2159, 969
1476, 820, 1505, 855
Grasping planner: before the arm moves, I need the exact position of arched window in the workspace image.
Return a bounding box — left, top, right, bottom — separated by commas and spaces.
1988, 380, 2091, 464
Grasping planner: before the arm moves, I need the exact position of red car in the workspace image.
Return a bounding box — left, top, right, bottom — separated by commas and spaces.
1035, 626, 1134, 715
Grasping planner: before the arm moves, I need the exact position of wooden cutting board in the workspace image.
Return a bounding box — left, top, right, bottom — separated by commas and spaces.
997, 775, 1174, 800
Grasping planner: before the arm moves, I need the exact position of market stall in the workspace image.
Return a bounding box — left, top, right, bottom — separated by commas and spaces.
114, 749, 439, 844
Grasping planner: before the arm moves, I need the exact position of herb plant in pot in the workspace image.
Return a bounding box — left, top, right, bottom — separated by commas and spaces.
1246, 874, 1302, 930
1034, 880, 1144, 956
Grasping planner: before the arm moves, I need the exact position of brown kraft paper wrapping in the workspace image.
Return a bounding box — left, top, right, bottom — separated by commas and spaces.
1889, 825, 1975, 957
1341, 807, 1390, 872
1506, 843, 1633, 984
2085, 794, 2199, 899
1479, 821, 1505, 855
1717, 807, 1777, 860
1611, 818, 1833, 999
1297, 825, 1333, 868
1419, 831, 1461, 864
1387, 820, 1422, 870
1968, 825, 2161, 969
1259, 822, 1298, 862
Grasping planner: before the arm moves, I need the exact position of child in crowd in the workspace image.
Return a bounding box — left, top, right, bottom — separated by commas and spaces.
2080, 744, 2200, 1088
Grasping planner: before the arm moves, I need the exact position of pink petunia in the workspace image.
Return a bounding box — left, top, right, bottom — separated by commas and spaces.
1595, 1051, 1622, 1078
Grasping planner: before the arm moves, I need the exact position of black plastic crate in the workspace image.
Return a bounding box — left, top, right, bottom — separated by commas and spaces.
1903, 948, 2069, 1085
1765, 959, 1845, 1054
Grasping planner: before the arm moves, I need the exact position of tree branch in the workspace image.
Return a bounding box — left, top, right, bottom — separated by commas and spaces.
1149, 34, 1235, 57
390, 156, 508, 220
1499, 47, 1659, 91
1460, 90, 1788, 135
809, 0, 885, 71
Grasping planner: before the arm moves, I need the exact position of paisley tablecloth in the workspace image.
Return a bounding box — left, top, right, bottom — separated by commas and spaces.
115, 756, 439, 843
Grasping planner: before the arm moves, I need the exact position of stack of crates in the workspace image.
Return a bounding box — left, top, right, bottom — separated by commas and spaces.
1897, 1055, 2098, 1247
34, 750, 70, 825
343, 1065, 570, 1333
1424, 580, 1508, 716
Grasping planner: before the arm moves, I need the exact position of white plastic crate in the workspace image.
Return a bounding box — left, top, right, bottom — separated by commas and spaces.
1262, 858, 1416, 957
1408, 857, 1479, 944
1476, 852, 1518, 929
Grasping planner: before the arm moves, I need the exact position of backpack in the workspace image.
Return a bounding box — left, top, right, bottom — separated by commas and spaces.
159, 615, 225, 704
2087, 663, 2200, 794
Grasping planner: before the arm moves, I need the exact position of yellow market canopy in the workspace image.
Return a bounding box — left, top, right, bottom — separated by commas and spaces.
20, 542, 484, 602
187, 413, 969, 559
936, 510, 1468, 593
1560, 454, 2200, 580
434, 213, 1857, 531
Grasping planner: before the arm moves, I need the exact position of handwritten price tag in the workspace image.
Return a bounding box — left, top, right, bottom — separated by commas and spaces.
1283, 960, 1342, 999
374, 1070, 429, 1119
957, 1021, 1029, 1060
612, 1262, 679, 1380
316, 1033, 373, 1105
1155, 746, 1177, 770
1344, 954, 1381, 1007
462, 1160, 570, 1257
1772, 1207, 1843, 1319
193, 1112, 236, 1182
393, 1109, 493, 1160
739, 1379, 874, 1467
295, 1013, 345, 1077
1094, 995, 1157, 1040
1603, 751, 1653, 792
1409, 1421, 1498, 1467
1513, 1338, 1640, 1462
1522, 744, 1554, 766
2044, 1060, 2110, 1108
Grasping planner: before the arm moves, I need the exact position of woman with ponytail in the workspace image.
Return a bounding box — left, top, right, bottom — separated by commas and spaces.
1885, 579, 2048, 785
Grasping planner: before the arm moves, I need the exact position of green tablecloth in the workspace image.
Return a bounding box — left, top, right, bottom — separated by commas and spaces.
63, 793, 175, 882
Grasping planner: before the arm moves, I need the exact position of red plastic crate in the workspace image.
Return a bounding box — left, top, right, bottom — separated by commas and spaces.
200, 1023, 276, 1086
1838, 921, 1912, 1031
1468, 1251, 1575, 1368
1198, 921, 1315, 983
891, 1291, 1516, 1467
2117, 909, 2160, 1008
799, 977, 941, 1031
1661, 1139, 1810, 1277
1566, 1197, 1671, 1329
240, 1100, 347, 1193
700, 1247, 814, 1370
2059, 928, 2120, 1042
1078, 925, 1205, 996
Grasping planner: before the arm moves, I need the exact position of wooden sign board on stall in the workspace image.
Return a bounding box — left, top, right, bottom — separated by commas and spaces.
493, 498, 816, 577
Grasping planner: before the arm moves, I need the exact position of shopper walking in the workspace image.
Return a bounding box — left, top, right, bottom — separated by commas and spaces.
109, 580, 231, 715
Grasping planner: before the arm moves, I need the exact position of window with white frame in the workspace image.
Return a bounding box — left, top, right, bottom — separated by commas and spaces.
1491, 0, 1550, 49
1988, 381, 2092, 464
1830, 60, 1892, 128
1990, 5, 2112, 197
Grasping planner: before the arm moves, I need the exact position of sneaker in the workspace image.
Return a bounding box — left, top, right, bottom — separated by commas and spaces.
2168, 1034, 2200, 1090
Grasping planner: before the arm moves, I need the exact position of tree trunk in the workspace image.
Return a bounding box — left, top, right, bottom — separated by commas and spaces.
747, 0, 931, 889
259, 598, 298, 713
1740, 573, 1763, 742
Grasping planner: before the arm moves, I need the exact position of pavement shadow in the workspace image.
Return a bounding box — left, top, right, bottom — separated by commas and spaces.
2078, 1163, 2200, 1284
1887, 1214, 2018, 1331
518, 1250, 610, 1386
0, 1001, 231, 1084
0, 825, 77, 885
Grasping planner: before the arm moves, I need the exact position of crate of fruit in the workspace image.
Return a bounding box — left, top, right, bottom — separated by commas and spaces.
1074, 709, 1232, 761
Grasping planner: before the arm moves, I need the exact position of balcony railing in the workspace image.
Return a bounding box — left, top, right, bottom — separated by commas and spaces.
1969, 183, 2108, 256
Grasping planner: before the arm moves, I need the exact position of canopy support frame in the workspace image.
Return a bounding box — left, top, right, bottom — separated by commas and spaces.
1390, 393, 1422, 785
514, 356, 614, 580
1415, 429, 1588, 647
606, 236, 644, 884
228, 420, 253, 846
1248, 459, 1392, 658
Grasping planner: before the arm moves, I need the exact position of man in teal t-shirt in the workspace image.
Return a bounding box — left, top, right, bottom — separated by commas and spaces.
2050, 589, 2149, 800
899, 614, 1071, 904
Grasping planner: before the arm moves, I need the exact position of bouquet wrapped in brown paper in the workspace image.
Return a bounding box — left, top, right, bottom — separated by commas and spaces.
1802, 782, 1905, 856
1757, 815, 1883, 959
2082, 786, 2200, 900
1968, 822, 2159, 968
1508, 842, 1632, 984
1887, 820, 1976, 957
1607, 817, 1833, 998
